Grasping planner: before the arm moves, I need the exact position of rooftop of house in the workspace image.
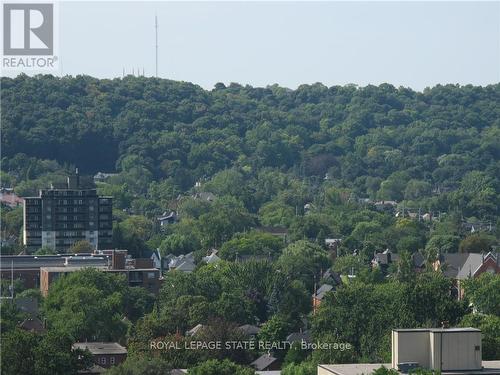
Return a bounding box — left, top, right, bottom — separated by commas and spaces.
314, 284, 334, 300
72, 342, 127, 355
286, 330, 312, 344
167, 253, 197, 272
0, 191, 23, 206
202, 253, 221, 264
157, 211, 177, 221
438, 252, 499, 279
372, 249, 399, 265
186, 324, 204, 336
19, 317, 46, 334
238, 324, 261, 336
322, 269, 342, 285
251, 353, 279, 371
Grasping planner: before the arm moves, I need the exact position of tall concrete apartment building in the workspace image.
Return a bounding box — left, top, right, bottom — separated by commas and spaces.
23, 171, 113, 253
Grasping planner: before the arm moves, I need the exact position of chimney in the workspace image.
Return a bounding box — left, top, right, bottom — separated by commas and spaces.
112, 251, 126, 270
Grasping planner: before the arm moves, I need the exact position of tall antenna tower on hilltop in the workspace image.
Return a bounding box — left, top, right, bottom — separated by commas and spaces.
155, 14, 158, 77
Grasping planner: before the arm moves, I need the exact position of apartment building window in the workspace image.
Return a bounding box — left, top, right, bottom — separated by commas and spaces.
110, 357, 115, 365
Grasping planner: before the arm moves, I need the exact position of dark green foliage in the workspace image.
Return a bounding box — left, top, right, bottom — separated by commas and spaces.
187, 359, 255, 375
104, 358, 172, 375
312, 272, 467, 362
463, 273, 500, 316
2, 76, 500, 371
43, 268, 154, 341
219, 231, 284, 260
281, 361, 316, 375
0, 329, 92, 375
372, 367, 399, 375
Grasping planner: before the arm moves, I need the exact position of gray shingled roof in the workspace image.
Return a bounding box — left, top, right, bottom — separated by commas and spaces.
250, 354, 278, 371
314, 284, 334, 300
238, 324, 260, 336
286, 330, 312, 344
438, 253, 472, 278
72, 342, 127, 355
457, 252, 499, 280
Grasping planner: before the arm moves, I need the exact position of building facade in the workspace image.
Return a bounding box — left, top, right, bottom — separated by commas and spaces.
23, 171, 113, 253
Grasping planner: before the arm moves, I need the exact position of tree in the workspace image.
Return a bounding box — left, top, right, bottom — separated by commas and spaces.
372, 367, 399, 375
404, 179, 431, 200
458, 233, 496, 253
104, 357, 172, 375
69, 240, 94, 253
459, 313, 500, 360
187, 359, 255, 375
258, 313, 293, 345
332, 255, 367, 276
462, 273, 500, 316
0, 329, 92, 375
43, 268, 129, 341
281, 361, 316, 375
0, 329, 38, 375
35, 246, 57, 255
425, 235, 460, 254
395, 251, 415, 283
219, 231, 284, 261
159, 233, 198, 256
277, 241, 330, 290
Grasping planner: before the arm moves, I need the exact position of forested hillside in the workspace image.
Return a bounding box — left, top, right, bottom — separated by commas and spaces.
2, 75, 499, 192
1, 75, 500, 373
2, 75, 499, 254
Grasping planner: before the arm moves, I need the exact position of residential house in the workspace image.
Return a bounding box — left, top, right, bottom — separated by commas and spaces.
73, 342, 127, 370
186, 324, 205, 337
371, 250, 426, 274
434, 252, 500, 299
193, 191, 216, 202
238, 324, 260, 339
251, 354, 281, 372
202, 249, 221, 264
374, 200, 398, 211
19, 317, 46, 334
371, 249, 399, 273
93, 172, 117, 183
286, 330, 312, 345
157, 211, 178, 227
456, 252, 500, 299
321, 269, 342, 285
0, 188, 23, 208
313, 284, 334, 313
167, 252, 196, 273
325, 238, 342, 259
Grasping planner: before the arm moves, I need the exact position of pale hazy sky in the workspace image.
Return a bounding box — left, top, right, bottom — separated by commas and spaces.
8, 1, 500, 90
